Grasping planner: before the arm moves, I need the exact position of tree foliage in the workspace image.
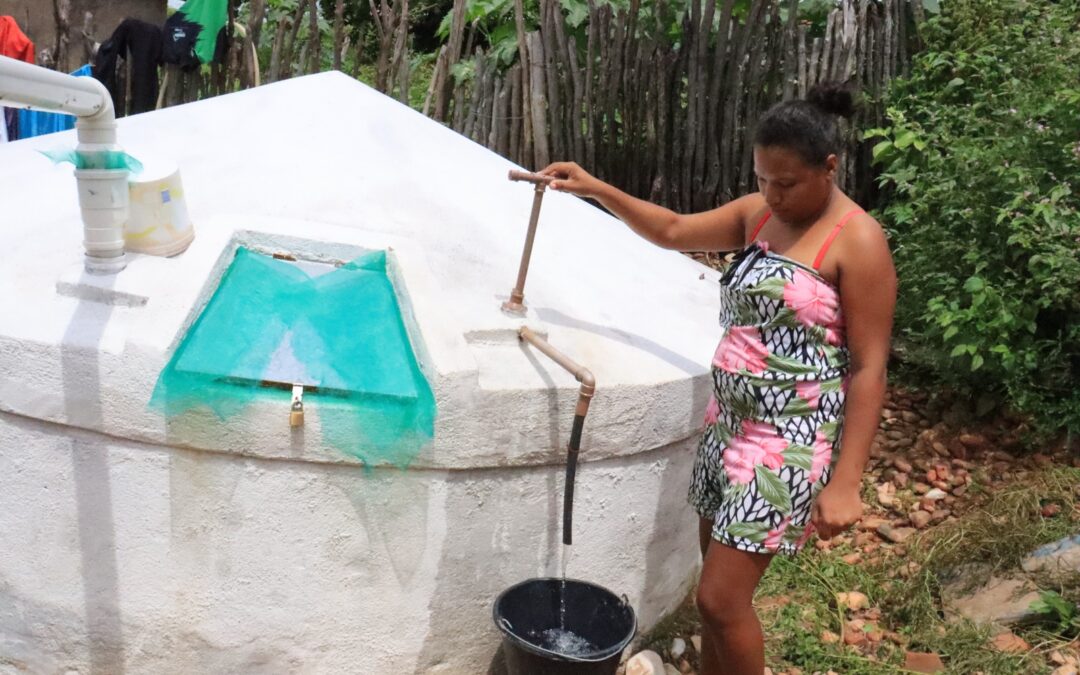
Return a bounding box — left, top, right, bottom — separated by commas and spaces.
868, 0, 1080, 435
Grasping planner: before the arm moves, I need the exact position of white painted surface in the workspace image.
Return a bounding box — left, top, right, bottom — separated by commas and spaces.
0, 73, 722, 672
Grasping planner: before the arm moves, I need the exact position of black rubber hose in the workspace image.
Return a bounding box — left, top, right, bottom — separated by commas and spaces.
563, 413, 585, 546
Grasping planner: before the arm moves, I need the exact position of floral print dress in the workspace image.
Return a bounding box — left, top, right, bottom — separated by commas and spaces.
688, 209, 861, 556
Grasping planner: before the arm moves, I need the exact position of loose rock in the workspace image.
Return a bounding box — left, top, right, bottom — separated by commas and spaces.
843, 620, 866, 646
626, 650, 666, 675
943, 574, 1042, 627
876, 483, 896, 508
904, 651, 946, 673
958, 433, 985, 449
670, 637, 686, 660
990, 631, 1030, 653
878, 523, 916, 543
910, 511, 932, 529
1022, 534, 1080, 574
837, 591, 870, 611
1043, 503, 1063, 518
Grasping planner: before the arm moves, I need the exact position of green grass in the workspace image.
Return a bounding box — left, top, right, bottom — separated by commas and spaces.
639, 467, 1080, 674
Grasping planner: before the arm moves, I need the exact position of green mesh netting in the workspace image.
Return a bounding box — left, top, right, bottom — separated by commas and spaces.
150, 246, 436, 467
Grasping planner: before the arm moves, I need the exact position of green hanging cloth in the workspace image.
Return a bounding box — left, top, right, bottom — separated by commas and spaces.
163, 0, 230, 68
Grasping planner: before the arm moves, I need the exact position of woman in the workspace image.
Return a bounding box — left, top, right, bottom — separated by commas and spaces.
539, 82, 896, 674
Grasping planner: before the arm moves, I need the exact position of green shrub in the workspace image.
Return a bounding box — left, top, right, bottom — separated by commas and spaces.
867, 0, 1080, 436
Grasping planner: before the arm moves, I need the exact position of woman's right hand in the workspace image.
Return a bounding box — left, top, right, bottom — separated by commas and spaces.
538, 162, 605, 198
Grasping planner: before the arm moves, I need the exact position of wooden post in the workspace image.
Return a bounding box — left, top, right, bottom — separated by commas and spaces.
333, 0, 346, 71
277, 1, 307, 81
526, 32, 550, 169
53, 0, 71, 72
781, 0, 799, 101
583, 0, 598, 171
885, 0, 894, 83
268, 13, 288, 83
819, 8, 836, 85
809, 36, 821, 89
423, 46, 447, 116
307, 0, 321, 74
391, 0, 411, 102
509, 63, 522, 163
513, 0, 533, 165
797, 22, 808, 99
540, 0, 564, 162
739, 1, 778, 195
434, 0, 468, 122
242, 0, 267, 88
702, 0, 736, 205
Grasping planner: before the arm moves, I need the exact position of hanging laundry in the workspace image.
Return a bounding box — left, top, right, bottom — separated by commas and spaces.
93, 19, 164, 115
0, 16, 34, 62
1, 15, 35, 142
17, 65, 93, 139
163, 0, 229, 70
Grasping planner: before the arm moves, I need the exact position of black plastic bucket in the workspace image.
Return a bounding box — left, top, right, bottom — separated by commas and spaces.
493, 577, 637, 675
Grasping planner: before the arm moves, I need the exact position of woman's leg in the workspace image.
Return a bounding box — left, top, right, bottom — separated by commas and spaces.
697, 517, 723, 675
696, 530, 773, 675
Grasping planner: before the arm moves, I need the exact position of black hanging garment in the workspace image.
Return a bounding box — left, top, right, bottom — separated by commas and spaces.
92, 18, 164, 115
162, 0, 230, 71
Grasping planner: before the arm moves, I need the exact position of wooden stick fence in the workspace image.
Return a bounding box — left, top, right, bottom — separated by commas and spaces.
432, 0, 922, 210
143, 0, 920, 211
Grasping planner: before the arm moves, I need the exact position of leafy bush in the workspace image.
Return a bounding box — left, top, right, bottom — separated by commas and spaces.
867, 0, 1080, 436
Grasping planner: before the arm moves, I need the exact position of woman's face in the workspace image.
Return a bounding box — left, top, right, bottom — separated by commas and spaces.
753, 144, 837, 225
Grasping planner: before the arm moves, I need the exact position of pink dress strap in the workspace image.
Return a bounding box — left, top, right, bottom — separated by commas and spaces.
812, 209, 863, 270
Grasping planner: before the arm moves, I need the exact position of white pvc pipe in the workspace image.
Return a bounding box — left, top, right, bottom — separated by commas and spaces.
0, 55, 127, 274
0, 54, 110, 117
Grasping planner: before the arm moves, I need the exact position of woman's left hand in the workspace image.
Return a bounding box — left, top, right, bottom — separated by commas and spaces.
811, 482, 864, 540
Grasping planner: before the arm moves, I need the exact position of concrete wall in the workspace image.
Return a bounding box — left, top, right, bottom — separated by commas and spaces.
0, 0, 166, 72
0, 410, 699, 673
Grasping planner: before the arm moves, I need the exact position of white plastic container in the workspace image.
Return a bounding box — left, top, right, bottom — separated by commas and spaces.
74, 168, 129, 274
126, 158, 194, 257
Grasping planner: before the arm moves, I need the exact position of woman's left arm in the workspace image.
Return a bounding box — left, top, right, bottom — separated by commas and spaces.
812, 217, 897, 540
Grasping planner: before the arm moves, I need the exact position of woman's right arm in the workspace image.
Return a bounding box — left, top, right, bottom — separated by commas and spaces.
538, 161, 762, 252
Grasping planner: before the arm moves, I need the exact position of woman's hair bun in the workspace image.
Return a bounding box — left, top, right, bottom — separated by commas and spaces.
807, 81, 856, 119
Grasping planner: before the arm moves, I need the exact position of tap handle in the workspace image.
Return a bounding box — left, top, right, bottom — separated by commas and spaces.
508, 169, 554, 185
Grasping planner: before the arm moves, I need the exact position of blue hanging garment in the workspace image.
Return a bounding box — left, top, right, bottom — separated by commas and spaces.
17, 65, 92, 139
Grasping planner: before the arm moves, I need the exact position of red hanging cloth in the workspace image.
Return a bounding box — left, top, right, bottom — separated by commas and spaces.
0, 16, 35, 62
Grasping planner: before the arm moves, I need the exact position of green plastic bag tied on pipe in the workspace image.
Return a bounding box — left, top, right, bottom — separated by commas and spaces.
40, 148, 144, 172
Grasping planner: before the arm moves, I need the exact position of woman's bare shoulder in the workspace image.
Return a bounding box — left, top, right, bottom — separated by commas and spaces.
837, 210, 895, 275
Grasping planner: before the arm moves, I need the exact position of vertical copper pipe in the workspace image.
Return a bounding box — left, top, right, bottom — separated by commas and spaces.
503, 170, 554, 314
